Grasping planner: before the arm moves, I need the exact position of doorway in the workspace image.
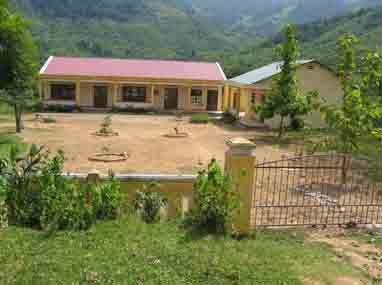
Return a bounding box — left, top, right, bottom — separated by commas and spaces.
164, 88, 178, 110
207, 90, 218, 111
94, 86, 108, 108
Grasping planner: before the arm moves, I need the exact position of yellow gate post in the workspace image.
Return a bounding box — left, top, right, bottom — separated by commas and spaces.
225, 137, 256, 234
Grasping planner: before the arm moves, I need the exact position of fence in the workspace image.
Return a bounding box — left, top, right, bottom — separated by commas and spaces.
252, 154, 382, 228
65, 138, 382, 233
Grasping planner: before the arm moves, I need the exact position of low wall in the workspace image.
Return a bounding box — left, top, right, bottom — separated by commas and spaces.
66, 173, 196, 218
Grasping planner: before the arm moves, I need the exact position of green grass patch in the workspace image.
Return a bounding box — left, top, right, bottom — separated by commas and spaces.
0, 129, 27, 158
0, 217, 364, 284
0, 102, 12, 115
190, 113, 209, 124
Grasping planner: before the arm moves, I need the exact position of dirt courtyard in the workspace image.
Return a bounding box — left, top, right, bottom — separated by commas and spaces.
2, 113, 291, 174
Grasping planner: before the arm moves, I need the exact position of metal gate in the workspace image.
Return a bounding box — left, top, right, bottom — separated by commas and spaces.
252, 154, 382, 228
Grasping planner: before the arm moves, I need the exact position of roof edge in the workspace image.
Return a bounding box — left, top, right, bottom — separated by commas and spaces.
216, 62, 227, 81
39, 56, 53, 75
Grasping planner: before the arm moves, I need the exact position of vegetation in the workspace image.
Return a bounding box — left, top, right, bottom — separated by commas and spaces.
0, 0, 38, 133
255, 25, 318, 139
134, 182, 167, 224
317, 34, 382, 155
187, 159, 238, 234
190, 113, 209, 124
0, 145, 122, 231
0, 218, 366, 284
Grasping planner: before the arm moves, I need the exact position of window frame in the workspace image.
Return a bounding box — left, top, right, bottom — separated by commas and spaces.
190, 88, 203, 106
50, 83, 76, 101
122, 86, 147, 103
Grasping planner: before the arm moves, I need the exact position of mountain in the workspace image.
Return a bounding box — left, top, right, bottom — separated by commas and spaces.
8, 0, 382, 74
191, 0, 382, 37
10, 0, 241, 63
217, 6, 382, 77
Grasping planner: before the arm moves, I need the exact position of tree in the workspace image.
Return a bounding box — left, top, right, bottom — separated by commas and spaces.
318, 34, 382, 182
319, 34, 382, 154
360, 51, 382, 98
0, 0, 38, 133
254, 25, 318, 138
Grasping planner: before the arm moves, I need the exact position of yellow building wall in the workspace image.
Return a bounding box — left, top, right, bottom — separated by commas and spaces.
252, 63, 343, 129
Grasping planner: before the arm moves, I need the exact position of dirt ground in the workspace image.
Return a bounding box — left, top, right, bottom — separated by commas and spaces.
1, 113, 291, 174
308, 229, 382, 285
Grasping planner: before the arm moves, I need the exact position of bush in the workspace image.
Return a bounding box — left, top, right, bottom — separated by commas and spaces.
0, 176, 7, 229
1, 145, 122, 231
187, 159, 239, 233
96, 174, 122, 220
111, 106, 155, 114
290, 117, 305, 131
44, 104, 77, 113
134, 183, 167, 223
190, 113, 209, 124
222, 111, 237, 124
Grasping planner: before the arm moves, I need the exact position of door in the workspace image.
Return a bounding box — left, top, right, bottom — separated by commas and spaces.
94, 86, 108, 108
207, 90, 218, 111
164, 88, 178, 110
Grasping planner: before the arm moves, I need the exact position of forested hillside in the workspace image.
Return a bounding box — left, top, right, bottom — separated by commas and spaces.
10, 0, 241, 63
214, 6, 382, 77
8, 0, 382, 78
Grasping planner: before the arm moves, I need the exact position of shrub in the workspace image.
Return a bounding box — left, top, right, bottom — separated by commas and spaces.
190, 113, 209, 124
1, 145, 122, 231
3, 145, 48, 227
112, 106, 155, 114
222, 111, 237, 124
134, 183, 167, 223
0, 175, 7, 229
187, 159, 239, 233
96, 173, 122, 220
290, 117, 305, 131
44, 104, 77, 113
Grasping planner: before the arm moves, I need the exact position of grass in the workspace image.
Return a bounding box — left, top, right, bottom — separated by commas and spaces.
0, 129, 27, 159
0, 216, 365, 285
190, 113, 209, 124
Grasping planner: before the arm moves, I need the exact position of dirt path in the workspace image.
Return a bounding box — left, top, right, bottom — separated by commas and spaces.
309, 230, 382, 284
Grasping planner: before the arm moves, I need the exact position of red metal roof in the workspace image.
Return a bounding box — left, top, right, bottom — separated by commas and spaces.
40, 56, 226, 81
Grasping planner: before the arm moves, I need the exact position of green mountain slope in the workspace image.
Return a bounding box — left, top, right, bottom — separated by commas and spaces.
217, 6, 382, 78
8, 0, 382, 78
10, 0, 241, 63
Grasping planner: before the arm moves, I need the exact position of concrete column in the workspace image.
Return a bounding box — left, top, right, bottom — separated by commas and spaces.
38, 81, 43, 100
113, 84, 118, 107
75, 81, 81, 107
230, 89, 235, 109
150, 85, 155, 104
224, 85, 230, 111
225, 137, 256, 234
217, 86, 223, 111
202, 87, 208, 109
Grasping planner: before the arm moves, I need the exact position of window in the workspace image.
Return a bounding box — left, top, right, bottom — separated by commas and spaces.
50, 84, 76, 101
191, 89, 203, 106
122, 86, 146, 102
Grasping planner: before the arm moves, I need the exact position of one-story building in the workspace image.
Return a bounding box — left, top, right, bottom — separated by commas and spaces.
229, 60, 343, 128
39, 56, 228, 112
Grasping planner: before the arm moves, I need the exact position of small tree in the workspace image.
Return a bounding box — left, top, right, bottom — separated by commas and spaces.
255, 25, 318, 138
360, 51, 382, 99
0, 1, 38, 133
318, 34, 382, 182
188, 159, 239, 233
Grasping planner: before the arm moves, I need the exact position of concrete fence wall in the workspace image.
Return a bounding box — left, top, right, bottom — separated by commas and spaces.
65, 137, 256, 234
